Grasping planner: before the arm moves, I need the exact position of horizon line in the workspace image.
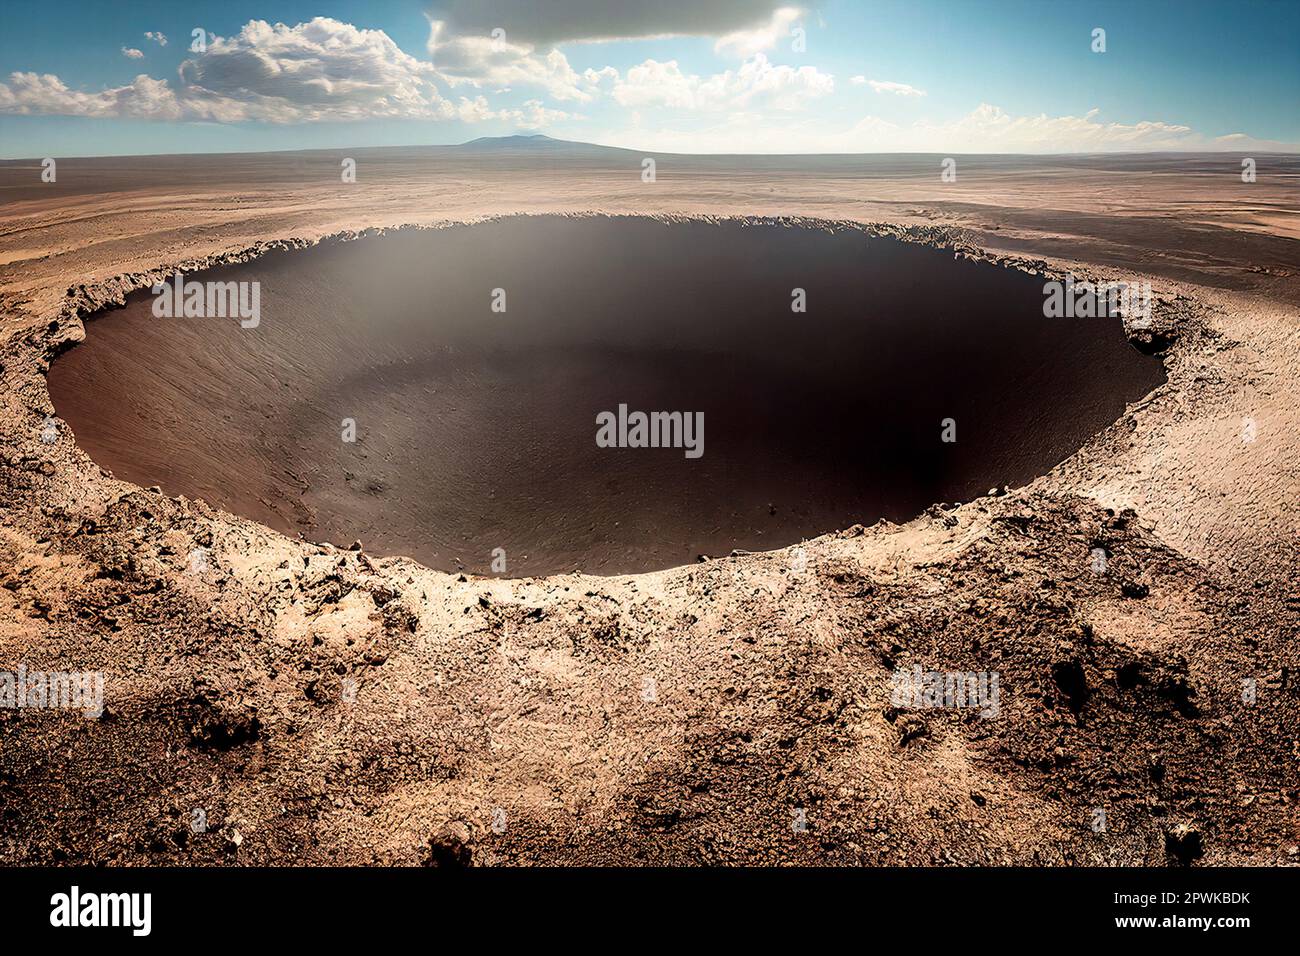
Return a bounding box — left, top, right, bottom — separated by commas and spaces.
3, 135, 1297, 163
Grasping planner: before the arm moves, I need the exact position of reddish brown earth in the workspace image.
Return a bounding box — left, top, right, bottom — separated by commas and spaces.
0, 148, 1297, 865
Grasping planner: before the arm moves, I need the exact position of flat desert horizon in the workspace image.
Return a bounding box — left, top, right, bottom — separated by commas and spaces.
1, 0, 1298, 937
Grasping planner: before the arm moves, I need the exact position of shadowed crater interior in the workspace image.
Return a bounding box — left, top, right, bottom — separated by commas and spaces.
48, 215, 1165, 576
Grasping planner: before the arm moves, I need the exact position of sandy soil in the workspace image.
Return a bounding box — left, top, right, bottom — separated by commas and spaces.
0, 149, 1297, 865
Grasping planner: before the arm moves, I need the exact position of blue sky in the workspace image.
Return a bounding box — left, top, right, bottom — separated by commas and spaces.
1, 0, 1296, 157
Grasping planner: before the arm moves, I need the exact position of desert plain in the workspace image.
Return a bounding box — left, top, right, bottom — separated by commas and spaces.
0, 143, 1297, 865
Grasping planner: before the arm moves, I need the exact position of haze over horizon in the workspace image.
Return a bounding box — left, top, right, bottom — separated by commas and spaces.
2, 0, 1298, 159
8, 130, 1300, 164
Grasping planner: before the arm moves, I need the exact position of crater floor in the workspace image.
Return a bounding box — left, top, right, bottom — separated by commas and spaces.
48, 216, 1163, 576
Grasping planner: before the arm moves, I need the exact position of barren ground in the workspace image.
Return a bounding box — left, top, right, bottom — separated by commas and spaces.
1, 149, 1297, 865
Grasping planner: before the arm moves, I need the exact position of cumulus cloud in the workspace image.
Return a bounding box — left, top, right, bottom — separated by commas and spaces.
426, 0, 803, 47
499, 98, 576, 128
424, 1, 813, 102
121, 47, 144, 59
177, 18, 444, 120
426, 20, 612, 102
901, 102, 1190, 151
431, 94, 567, 125
0, 72, 181, 119
0, 18, 573, 125
144, 31, 167, 47
0, 18, 588, 131
855, 78, 926, 96
613, 54, 832, 112
612, 60, 696, 110
597, 103, 1291, 153
714, 7, 802, 58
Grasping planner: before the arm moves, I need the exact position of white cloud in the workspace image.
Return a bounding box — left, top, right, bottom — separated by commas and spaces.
849, 76, 926, 96
596, 103, 1295, 153
426, 20, 610, 102
499, 98, 576, 128
0, 18, 577, 125
0, 18, 587, 132
0, 72, 182, 119
613, 54, 832, 112
900, 102, 1187, 151
144, 31, 168, 47
613, 60, 696, 109
714, 7, 802, 58
866, 80, 925, 96
177, 18, 443, 120
121, 47, 144, 59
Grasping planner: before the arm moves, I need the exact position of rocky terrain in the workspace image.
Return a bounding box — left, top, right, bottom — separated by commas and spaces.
1, 151, 1296, 865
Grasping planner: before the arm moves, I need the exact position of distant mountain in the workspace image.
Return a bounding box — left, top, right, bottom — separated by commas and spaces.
461, 134, 560, 148
456, 134, 634, 157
